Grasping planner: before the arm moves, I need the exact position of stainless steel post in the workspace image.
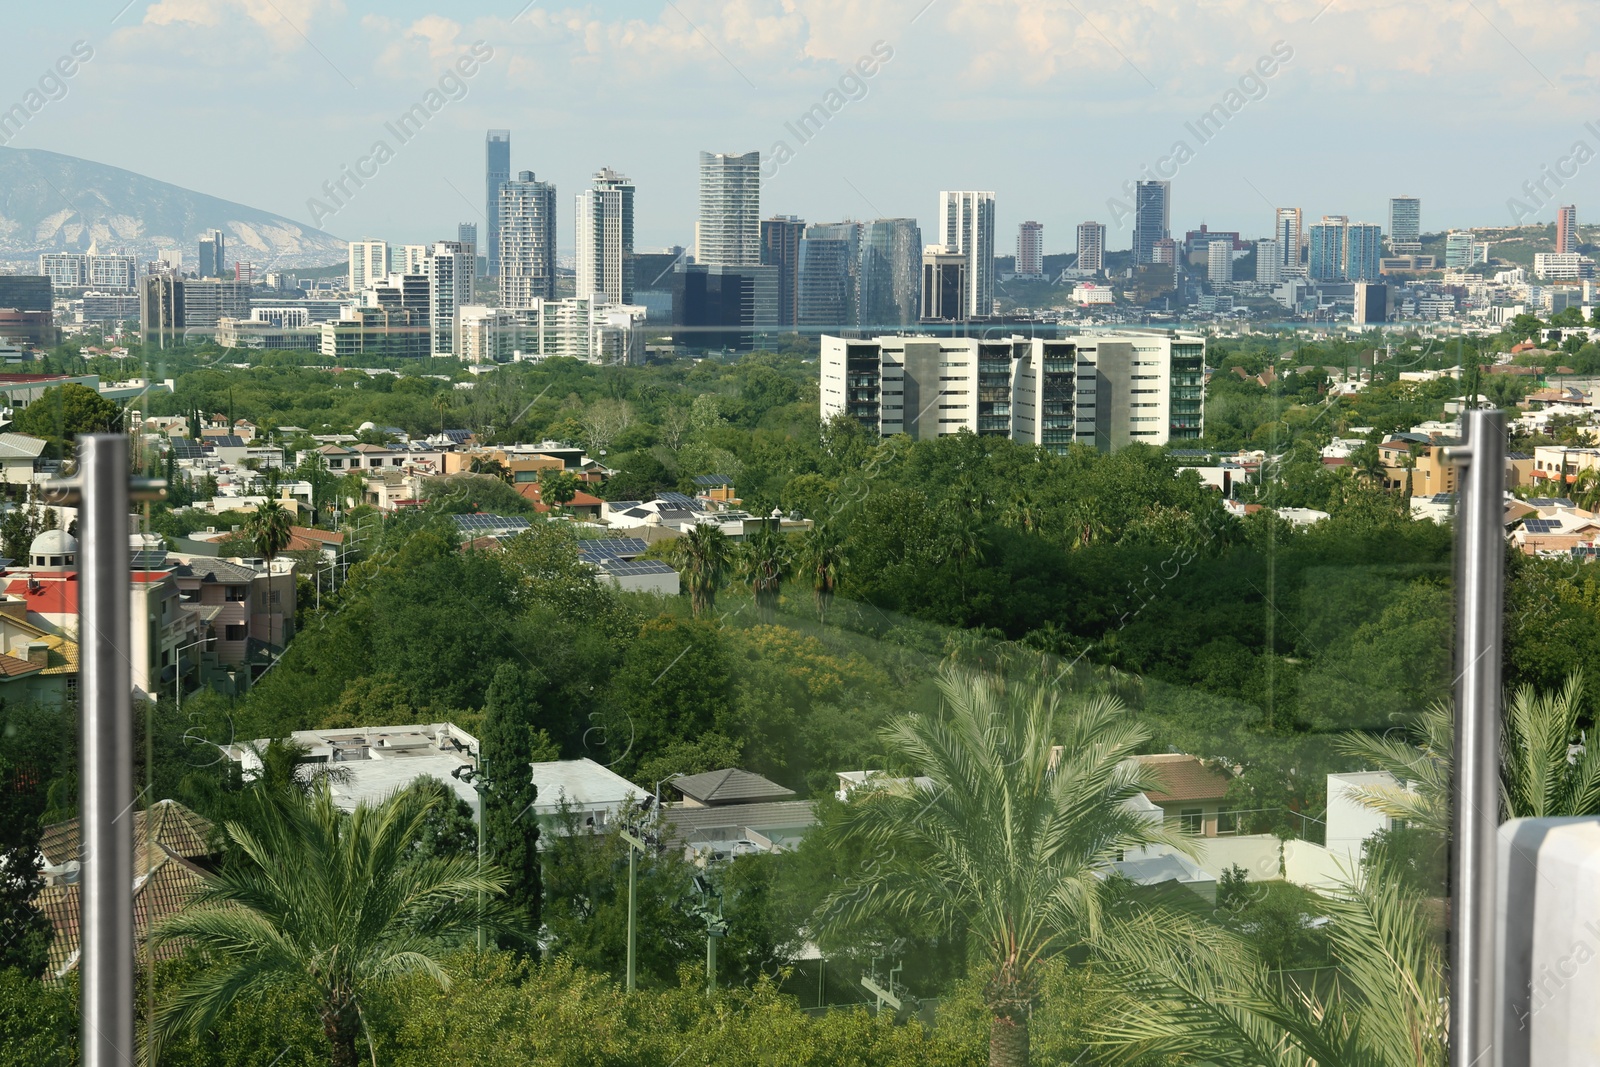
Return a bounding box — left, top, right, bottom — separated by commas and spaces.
80, 434, 133, 1067
1450, 409, 1505, 1067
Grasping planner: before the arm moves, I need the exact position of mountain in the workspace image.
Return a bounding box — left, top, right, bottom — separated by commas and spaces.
0, 146, 345, 268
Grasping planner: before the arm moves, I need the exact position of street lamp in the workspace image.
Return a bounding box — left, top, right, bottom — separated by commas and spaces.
173, 634, 213, 711
688, 873, 729, 996
451, 762, 494, 952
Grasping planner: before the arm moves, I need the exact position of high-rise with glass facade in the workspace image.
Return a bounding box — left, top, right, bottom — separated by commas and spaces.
1388, 196, 1421, 254
857, 218, 922, 330
485, 130, 511, 276
575, 168, 635, 304
498, 171, 558, 309
940, 190, 995, 318
347, 239, 388, 294
697, 151, 761, 267
760, 216, 805, 329
423, 241, 474, 358
1274, 207, 1302, 270
1132, 181, 1170, 265
798, 222, 859, 329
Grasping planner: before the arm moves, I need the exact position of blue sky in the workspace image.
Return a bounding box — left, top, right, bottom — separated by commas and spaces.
7, 0, 1597, 256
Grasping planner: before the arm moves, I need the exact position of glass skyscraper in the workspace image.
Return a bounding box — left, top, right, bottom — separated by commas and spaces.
485, 130, 511, 277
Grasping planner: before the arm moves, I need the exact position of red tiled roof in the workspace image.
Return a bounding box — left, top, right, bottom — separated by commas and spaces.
0, 652, 41, 677
40, 799, 216, 868
36, 846, 210, 979
1134, 754, 1232, 804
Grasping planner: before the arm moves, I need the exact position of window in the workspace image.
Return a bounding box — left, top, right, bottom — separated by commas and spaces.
225, 624, 248, 641
1216, 809, 1238, 835
225, 585, 247, 601
1179, 808, 1205, 833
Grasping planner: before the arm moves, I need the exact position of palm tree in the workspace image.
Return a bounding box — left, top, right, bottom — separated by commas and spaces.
1335, 672, 1600, 830
823, 667, 1188, 1067
1098, 868, 1446, 1066
671, 522, 733, 617
432, 391, 452, 434
244, 502, 296, 652
151, 781, 514, 1067
737, 521, 788, 623
797, 522, 845, 624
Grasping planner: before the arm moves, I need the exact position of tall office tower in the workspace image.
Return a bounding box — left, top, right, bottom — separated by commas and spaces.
457, 223, 478, 272
485, 130, 511, 276
347, 239, 388, 294
575, 168, 636, 304
1076, 221, 1106, 273
1255, 239, 1283, 283
179, 280, 250, 327
798, 222, 860, 329
1345, 222, 1384, 282
940, 190, 996, 318
1353, 282, 1388, 325
1016, 221, 1044, 277
1132, 181, 1170, 265
1207, 241, 1233, 285
821, 330, 1205, 451
140, 275, 183, 349
921, 249, 969, 321
498, 171, 558, 309
1444, 230, 1475, 270
1557, 205, 1578, 253
400, 245, 429, 274
858, 218, 922, 329
423, 242, 474, 357
1388, 197, 1421, 254
1274, 208, 1302, 269
760, 216, 805, 328
1309, 216, 1349, 281
198, 229, 226, 278
696, 150, 761, 267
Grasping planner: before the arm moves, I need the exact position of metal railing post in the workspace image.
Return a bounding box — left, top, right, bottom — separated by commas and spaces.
1449, 409, 1505, 1067
80, 435, 134, 1067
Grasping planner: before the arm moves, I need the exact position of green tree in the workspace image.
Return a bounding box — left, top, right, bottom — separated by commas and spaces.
479, 663, 556, 944
797, 521, 845, 624
13, 383, 120, 456
671, 523, 733, 616
244, 498, 294, 562
824, 667, 1186, 1067
538, 468, 580, 511
737, 521, 789, 623
152, 781, 516, 1067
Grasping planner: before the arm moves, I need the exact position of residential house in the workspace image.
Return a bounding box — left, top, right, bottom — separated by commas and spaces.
515, 481, 604, 520
34, 800, 217, 980
0, 598, 78, 706
0, 432, 48, 485
575, 537, 679, 595
1377, 435, 1458, 496
662, 768, 817, 861
170, 556, 297, 668
529, 757, 647, 839
1133, 753, 1236, 836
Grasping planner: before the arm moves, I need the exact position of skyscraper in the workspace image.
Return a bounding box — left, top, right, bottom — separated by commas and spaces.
1274, 208, 1302, 270
1557, 205, 1578, 253
1132, 181, 1170, 265
1388, 197, 1421, 254
348, 239, 388, 293
1309, 216, 1348, 281
575, 168, 635, 304
198, 229, 226, 278
1345, 223, 1383, 282
1255, 239, 1282, 283
485, 130, 511, 276
457, 223, 478, 273
798, 222, 860, 329
696, 151, 761, 267
1207, 242, 1232, 285
1076, 222, 1106, 274
498, 171, 558, 309
1016, 221, 1044, 278
423, 241, 474, 358
761, 216, 805, 329
1444, 230, 1475, 270
940, 190, 995, 319
857, 218, 922, 330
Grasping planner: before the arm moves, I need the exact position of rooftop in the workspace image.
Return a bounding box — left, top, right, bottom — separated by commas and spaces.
1133, 753, 1233, 804
674, 767, 796, 807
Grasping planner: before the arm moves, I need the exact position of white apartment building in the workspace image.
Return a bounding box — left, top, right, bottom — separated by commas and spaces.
423, 242, 474, 358
940, 190, 996, 319
1256, 239, 1283, 283
39, 252, 139, 290
457, 305, 522, 365
820, 331, 1204, 453
1208, 242, 1233, 285
347, 239, 388, 294
1534, 253, 1596, 281
575, 168, 635, 304
696, 150, 761, 267
499, 172, 558, 308
1076, 221, 1106, 274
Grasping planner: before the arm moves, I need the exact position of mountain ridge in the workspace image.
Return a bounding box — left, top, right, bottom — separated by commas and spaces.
0, 146, 346, 268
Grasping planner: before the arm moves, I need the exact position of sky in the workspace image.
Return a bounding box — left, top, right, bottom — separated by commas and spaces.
7, 0, 1600, 258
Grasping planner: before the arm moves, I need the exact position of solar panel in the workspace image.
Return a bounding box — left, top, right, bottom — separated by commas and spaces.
601, 559, 677, 576
605, 501, 642, 510
452, 514, 530, 533
1524, 519, 1561, 534
657, 492, 697, 507
578, 537, 648, 560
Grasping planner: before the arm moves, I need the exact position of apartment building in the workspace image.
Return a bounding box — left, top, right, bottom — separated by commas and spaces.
820, 330, 1204, 453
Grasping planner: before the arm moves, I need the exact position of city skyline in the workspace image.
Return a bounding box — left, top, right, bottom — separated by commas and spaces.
5, 2, 1597, 259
